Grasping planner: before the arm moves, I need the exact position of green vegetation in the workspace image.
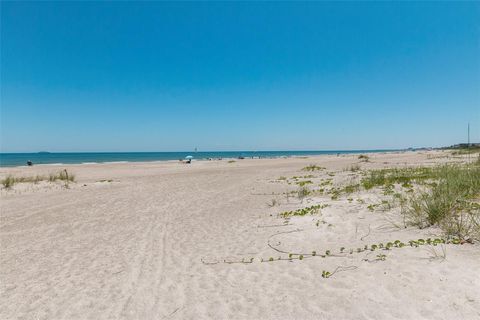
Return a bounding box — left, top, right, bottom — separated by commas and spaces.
296, 180, 313, 187
451, 146, 480, 155
49, 170, 75, 183
328, 183, 360, 200
297, 185, 311, 199
344, 183, 360, 194
376, 254, 386, 261
280, 204, 327, 218
233, 236, 466, 275
302, 164, 325, 172
291, 175, 314, 179
405, 163, 480, 238
2, 170, 75, 189
1, 174, 46, 188
358, 154, 370, 162
360, 161, 480, 238
215, 237, 464, 268
313, 158, 480, 238
2, 175, 15, 189
361, 166, 437, 190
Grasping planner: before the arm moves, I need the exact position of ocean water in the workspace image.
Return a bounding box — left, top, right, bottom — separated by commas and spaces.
0, 150, 398, 167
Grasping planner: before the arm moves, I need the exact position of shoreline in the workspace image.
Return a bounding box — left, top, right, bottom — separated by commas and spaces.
0, 149, 405, 168
0, 149, 410, 169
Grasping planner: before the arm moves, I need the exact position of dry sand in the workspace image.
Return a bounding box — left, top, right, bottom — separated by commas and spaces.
1, 151, 479, 319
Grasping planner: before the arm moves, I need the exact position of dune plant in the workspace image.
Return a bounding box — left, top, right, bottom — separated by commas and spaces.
451, 147, 480, 155
49, 169, 75, 182
1, 172, 75, 189
302, 164, 325, 172
376, 254, 386, 261
361, 166, 438, 190
234, 236, 464, 269
280, 204, 326, 218
404, 163, 480, 238
2, 175, 15, 189
297, 185, 311, 200
358, 154, 370, 162
296, 180, 313, 187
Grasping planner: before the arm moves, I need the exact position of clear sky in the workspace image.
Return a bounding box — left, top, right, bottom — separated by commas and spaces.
1, 1, 479, 152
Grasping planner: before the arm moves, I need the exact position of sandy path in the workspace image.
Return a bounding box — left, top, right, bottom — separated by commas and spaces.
1, 152, 479, 319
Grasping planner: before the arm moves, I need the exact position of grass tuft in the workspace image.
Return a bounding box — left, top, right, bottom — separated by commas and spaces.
361, 167, 437, 190
358, 154, 370, 162
2, 175, 15, 189
49, 169, 75, 182
297, 185, 311, 199
302, 164, 325, 172
405, 164, 480, 238
2, 169, 76, 189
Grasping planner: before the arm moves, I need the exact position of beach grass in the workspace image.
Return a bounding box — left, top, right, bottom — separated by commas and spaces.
361, 166, 437, 190
297, 185, 311, 199
2, 175, 15, 189
346, 158, 480, 238
302, 164, 325, 172
2, 170, 75, 189
49, 170, 75, 182
405, 162, 480, 238
2, 175, 45, 188
296, 180, 313, 187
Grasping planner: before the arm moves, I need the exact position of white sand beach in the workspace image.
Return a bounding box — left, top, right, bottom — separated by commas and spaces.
1, 151, 479, 320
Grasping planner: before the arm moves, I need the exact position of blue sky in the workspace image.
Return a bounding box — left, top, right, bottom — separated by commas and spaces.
1, 2, 479, 152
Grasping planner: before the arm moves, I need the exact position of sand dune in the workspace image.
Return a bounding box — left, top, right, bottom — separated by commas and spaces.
1, 151, 479, 319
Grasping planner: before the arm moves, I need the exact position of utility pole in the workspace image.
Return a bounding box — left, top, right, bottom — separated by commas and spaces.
468, 123, 470, 147
467, 123, 471, 163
